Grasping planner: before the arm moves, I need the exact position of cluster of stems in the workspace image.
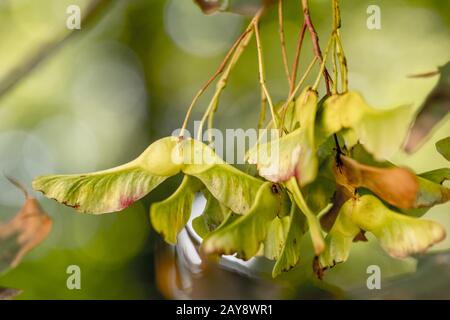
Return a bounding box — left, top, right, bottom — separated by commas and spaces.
180, 0, 348, 143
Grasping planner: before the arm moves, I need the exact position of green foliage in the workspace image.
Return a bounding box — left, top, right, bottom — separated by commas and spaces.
29, 1, 450, 283
32, 137, 184, 214
350, 195, 445, 259
436, 136, 450, 161
150, 176, 203, 244
319, 91, 411, 159
192, 189, 231, 238
286, 177, 325, 255
184, 163, 263, 214
319, 194, 446, 271
33, 165, 168, 214
270, 204, 306, 277
319, 201, 361, 270
415, 174, 450, 208
201, 182, 283, 260
32, 101, 450, 278
247, 89, 319, 187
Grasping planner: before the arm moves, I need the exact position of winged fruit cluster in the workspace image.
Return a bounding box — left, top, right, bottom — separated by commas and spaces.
32, 1, 450, 278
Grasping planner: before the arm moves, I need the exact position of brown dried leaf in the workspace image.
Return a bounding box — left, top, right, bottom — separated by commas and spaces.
193, 0, 269, 16
405, 61, 450, 152
334, 156, 419, 209
0, 177, 52, 273
193, 0, 224, 14
0, 287, 22, 300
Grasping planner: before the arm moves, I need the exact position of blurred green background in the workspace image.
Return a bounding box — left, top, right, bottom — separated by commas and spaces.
0, 0, 449, 299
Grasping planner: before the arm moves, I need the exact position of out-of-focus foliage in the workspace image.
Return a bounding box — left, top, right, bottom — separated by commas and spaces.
405, 62, 450, 153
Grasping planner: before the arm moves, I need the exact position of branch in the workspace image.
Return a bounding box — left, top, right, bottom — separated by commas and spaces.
301, 0, 331, 94
254, 14, 279, 130
0, 0, 113, 102
278, 0, 292, 89
181, 27, 253, 135
195, 11, 262, 140
290, 22, 306, 95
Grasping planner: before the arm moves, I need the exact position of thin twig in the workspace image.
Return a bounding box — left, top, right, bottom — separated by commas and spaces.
301, 0, 331, 94
196, 28, 255, 140
275, 56, 318, 130
312, 36, 333, 91
331, 37, 338, 94
195, 11, 265, 141
254, 15, 279, 130
258, 85, 267, 130
278, 0, 292, 89
289, 23, 306, 95
331, 0, 347, 160
0, 0, 113, 102
333, 133, 343, 165
180, 27, 253, 136
4, 175, 29, 199
332, 0, 348, 92
407, 70, 439, 78
287, 57, 318, 106
334, 33, 348, 92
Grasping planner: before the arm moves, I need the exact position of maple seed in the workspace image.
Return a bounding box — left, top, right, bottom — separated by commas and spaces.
140, 137, 184, 176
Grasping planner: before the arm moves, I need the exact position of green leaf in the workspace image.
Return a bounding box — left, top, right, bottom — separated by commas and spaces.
416, 175, 450, 207
282, 101, 298, 132
436, 136, 450, 161
150, 176, 203, 244
402, 168, 450, 217
271, 204, 306, 277
303, 159, 336, 214
34, 166, 167, 214
247, 89, 319, 186
405, 61, 450, 153
192, 189, 231, 238
419, 168, 450, 184
180, 139, 270, 215
319, 91, 411, 159
286, 178, 325, 255
264, 216, 290, 260
185, 163, 263, 215
350, 143, 391, 167
318, 200, 361, 270
320, 194, 446, 270
201, 182, 284, 260
247, 128, 303, 182
348, 195, 446, 258
33, 137, 184, 214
